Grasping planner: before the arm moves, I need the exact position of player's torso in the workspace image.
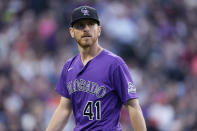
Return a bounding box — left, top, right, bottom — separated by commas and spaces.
65, 51, 122, 131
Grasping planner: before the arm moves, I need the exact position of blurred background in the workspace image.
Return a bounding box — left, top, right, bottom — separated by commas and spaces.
0, 0, 197, 131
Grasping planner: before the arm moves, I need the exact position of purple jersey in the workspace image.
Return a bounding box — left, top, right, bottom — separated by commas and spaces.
55, 49, 138, 131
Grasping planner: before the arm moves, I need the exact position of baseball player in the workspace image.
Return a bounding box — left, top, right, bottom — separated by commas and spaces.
46, 6, 146, 131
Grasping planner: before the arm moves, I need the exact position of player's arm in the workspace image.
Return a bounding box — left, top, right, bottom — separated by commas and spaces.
126, 98, 147, 131
46, 96, 72, 131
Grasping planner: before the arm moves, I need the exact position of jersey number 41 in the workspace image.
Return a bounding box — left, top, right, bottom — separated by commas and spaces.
83, 101, 101, 120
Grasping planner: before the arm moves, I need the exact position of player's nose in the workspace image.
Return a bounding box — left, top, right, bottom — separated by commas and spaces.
83, 24, 90, 31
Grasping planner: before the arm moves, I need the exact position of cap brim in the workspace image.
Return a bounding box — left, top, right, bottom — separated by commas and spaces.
71, 18, 100, 27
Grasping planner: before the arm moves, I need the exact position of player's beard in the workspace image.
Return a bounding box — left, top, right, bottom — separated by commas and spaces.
76, 36, 97, 48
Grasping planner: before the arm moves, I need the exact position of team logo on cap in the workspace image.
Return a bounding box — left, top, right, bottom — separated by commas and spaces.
81, 7, 89, 16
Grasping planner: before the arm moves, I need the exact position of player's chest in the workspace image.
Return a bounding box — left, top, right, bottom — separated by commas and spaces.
65, 64, 111, 99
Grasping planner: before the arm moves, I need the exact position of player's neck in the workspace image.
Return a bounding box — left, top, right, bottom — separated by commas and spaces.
78, 43, 102, 66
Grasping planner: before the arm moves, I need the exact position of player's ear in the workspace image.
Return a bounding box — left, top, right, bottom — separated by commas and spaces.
69, 27, 74, 38
97, 25, 102, 37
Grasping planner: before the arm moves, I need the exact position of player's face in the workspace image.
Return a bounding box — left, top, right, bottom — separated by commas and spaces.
69, 19, 101, 48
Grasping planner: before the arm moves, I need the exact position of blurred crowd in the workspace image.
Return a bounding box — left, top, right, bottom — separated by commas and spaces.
0, 0, 197, 131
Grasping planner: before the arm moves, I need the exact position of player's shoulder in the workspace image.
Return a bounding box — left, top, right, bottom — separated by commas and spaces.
63, 54, 79, 70
65, 55, 77, 64
102, 49, 126, 66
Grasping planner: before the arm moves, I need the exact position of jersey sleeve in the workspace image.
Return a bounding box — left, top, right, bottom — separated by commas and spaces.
55, 63, 70, 99
112, 59, 138, 104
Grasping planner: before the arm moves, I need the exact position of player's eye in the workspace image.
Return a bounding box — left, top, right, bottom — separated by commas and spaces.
73, 21, 96, 30
74, 23, 85, 30
87, 21, 95, 26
